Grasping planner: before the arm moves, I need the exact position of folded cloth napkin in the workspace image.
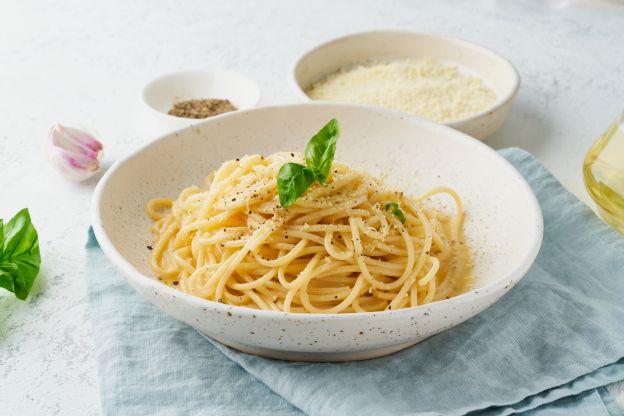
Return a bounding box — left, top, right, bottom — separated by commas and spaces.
85, 148, 624, 416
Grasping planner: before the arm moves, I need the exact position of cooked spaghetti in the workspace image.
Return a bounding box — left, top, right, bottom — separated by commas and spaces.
146, 152, 471, 313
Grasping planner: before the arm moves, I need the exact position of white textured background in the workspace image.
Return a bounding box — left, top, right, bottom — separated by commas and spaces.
1, 0, 623, 415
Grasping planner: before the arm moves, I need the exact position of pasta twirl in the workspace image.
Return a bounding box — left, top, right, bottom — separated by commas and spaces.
146, 152, 471, 314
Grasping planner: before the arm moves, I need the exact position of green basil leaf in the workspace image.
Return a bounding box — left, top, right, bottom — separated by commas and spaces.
277, 163, 315, 208
0, 219, 4, 251
0, 208, 41, 300
385, 202, 406, 224
0, 267, 15, 293
276, 119, 341, 208
304, 118, 340, 184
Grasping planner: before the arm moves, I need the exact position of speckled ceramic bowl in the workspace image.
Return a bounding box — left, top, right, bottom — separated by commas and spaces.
91, 103, 542, 361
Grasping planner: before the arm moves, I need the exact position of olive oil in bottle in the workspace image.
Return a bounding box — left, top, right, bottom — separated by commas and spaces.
583, 111, 624, 234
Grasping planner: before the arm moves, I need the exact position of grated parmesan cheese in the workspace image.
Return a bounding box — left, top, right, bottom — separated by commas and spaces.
306, 58, 496, 123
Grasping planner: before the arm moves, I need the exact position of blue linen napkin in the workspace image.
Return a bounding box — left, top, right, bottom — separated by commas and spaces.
86, 233, 299, 415
85, 148, 624, 416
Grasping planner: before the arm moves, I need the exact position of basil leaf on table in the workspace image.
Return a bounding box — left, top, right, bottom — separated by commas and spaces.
304, 118, 340, 183
277, 163, 315, 208
0, 208, 41, 300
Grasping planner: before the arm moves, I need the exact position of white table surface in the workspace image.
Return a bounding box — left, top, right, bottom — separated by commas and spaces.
1, 0, 623, 415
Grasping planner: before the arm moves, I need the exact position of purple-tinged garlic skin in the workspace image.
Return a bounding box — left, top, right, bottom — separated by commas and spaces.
46, 123, 103, 181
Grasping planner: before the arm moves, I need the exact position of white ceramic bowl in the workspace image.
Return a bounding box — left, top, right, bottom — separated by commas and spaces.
290, 31, 520, 141
91, 103, 542, 361
141, 69, 260, 130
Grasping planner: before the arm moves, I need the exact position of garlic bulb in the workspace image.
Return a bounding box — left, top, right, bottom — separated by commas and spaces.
46, 123, 103, 181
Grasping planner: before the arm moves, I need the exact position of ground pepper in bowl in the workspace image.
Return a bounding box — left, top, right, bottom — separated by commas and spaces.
168, 98, 237, 119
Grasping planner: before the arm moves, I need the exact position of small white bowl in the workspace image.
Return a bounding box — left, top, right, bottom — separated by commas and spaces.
141, 69, 260, 129
290, 31, 520, 140
91, 103, 542, 362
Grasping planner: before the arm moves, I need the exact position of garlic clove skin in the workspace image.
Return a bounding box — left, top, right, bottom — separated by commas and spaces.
46, 123, 103, 182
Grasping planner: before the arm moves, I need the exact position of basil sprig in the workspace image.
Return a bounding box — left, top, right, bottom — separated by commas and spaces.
277, 119, 341, 207
0, 208, 41, 300
385, 202, 406, 224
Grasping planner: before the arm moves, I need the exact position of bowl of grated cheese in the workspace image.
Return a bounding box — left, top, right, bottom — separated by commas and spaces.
290, 31, 520, 141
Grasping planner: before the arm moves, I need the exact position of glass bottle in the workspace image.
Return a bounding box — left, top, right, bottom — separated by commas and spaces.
583, 110, 624, 234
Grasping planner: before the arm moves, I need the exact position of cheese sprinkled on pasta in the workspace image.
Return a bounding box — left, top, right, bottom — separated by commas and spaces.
146, 152, 472, 314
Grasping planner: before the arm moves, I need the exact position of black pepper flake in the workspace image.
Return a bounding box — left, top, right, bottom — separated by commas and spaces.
146, 245, 153, 250
227, 312, 232, 316
232, 198, 236, 201
290, 153, 294, 157
173, 280, 179, 286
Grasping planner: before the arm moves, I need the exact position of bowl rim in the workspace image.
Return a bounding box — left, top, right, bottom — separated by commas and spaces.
91, 102, 543, 322
140, 68, 261, 123
288, 30, 521, 127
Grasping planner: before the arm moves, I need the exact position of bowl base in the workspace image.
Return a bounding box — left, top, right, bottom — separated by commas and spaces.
206, 333, 421, 362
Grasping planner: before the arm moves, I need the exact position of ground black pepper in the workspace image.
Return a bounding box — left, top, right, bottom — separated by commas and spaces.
168, 98, 236, 119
